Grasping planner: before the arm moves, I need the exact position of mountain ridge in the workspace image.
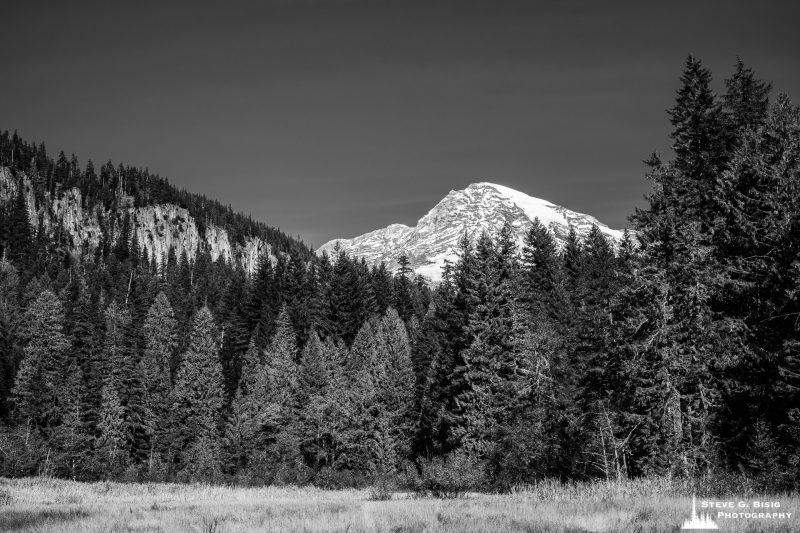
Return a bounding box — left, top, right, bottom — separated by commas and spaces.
317, 182, 625, 281
0, 130, 313, 273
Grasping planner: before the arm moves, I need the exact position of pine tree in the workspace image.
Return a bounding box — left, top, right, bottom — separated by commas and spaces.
669, 55, 727, 229
371, 263, 394, 316
67, 278, 101, 415
418, 233, 477, 455
325, 251, 377, 344
620, 57, 748, 477
297, 330, 329, 402
374, 308, 415, 464
101, 300, 149, 464
258, 306, 302, 482
0, 260, 21, 421
331, 317, 385, 475
52, 364, 92, 479
723, 58, 771, 141
452, 232, 529, 454
294, 330, 342, 472
714, 94, 800, 465
520, 217, 563, 323
140, 292, 178, 471
171, 306, 225, 479
0, 201, 8, 260
394, 254, 416, 320
95, 382, 127, 476
7, 179, 32, 266
114, 211, 131, 263
11, 290, 70, 432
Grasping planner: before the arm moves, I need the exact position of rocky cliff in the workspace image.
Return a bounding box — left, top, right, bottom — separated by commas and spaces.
0, 166, 272, 272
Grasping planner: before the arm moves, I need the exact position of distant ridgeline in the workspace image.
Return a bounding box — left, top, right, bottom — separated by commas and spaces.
0, 131, 311, 272
0, 56, 798, 491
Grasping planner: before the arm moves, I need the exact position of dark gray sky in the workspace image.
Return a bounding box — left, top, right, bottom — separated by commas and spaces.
1, 1, 798, 247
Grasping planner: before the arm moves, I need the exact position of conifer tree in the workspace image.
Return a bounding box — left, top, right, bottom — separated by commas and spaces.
11, 290, 70, 432
67, 278, 101, 410
374, 308, 415, 464
665, 55, 729, 243
0, 260, 21, 421
297, 330, 329, 402
419, 234, 477, 454
140, 292, 178, 470
453, 232, 528, 454
95, 382, 127, 475
171, 306, 225, 479
101, 300, 148, 463
7, 180, 32, 266
714, 94, 800, 465
52, 364, 92, 479
622, 57, 748, 476
371, 263, 394, 316
723, 58, 771, 142
295, 331, 342, 471
0, 202, 8, 260
521, 217, 562, 323
114, 212, 131, 263
259, 306, 302, 481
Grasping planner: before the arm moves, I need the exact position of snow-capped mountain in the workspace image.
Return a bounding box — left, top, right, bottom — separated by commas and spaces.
317, 182, 625, 282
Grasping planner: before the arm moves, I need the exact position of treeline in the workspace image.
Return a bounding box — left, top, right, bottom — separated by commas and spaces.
1, 56, 799, 491
0, 131, 310, 254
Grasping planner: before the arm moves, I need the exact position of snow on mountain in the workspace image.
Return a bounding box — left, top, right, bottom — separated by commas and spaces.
317, 182, 625, 282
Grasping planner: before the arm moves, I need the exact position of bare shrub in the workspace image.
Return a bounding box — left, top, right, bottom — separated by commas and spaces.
367, 474, 394, 501
410, 450, 485, 498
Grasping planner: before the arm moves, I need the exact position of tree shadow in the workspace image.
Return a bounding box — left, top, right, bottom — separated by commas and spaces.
0, 508, 90, 530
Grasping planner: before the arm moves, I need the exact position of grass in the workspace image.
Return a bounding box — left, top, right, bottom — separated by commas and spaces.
0, 476, 798, 532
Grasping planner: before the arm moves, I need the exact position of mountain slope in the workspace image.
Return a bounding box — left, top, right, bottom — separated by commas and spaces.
0, 131, 312, 272
317, 182, 625, 281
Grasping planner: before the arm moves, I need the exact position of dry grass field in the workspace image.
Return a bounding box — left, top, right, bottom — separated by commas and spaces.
1, 476, 798, 532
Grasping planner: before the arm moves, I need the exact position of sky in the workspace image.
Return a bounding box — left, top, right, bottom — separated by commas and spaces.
1, 1, 799, 248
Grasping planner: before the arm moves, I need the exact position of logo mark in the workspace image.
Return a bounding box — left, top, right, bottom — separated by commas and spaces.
681, 495, 719, 530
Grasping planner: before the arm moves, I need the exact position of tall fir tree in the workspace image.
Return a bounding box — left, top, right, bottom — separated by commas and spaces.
11, 290, 70, 433
140, 292, 178, 472
171, 306, 225, 479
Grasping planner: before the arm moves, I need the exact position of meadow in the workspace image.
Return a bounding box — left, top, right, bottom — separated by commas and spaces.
1, 476, 798, 532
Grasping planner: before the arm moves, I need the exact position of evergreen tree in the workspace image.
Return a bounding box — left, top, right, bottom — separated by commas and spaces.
714, 94, 800, 467
259, 306, 302, 481
52, 364, 92, 479
140, 292, 178, 472
101, 300, 148, 464
668, 55, 727, 229
11, 290, 70, 433
114, 211, 131, 263
374, 308, 415, 465
67, 278, 101, 416
171, 306, 225, 479
0, 260, 21, 421
7, 179, 32, 266
723, 58, 771, 141
297, 330, 329, 403
520, 217, 563, 323
452, 232, 528, 454
95, 382, 127, 475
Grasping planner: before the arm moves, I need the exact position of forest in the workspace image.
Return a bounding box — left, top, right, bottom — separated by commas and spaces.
0, 56, 798, 493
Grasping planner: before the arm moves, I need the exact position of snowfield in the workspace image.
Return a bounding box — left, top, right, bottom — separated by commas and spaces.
317, 182, 625, 282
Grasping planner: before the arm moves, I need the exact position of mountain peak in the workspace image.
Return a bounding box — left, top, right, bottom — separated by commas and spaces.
318, 182, 624, 282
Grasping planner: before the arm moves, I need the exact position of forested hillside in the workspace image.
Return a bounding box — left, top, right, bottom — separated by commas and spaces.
0, 56, 798, 491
